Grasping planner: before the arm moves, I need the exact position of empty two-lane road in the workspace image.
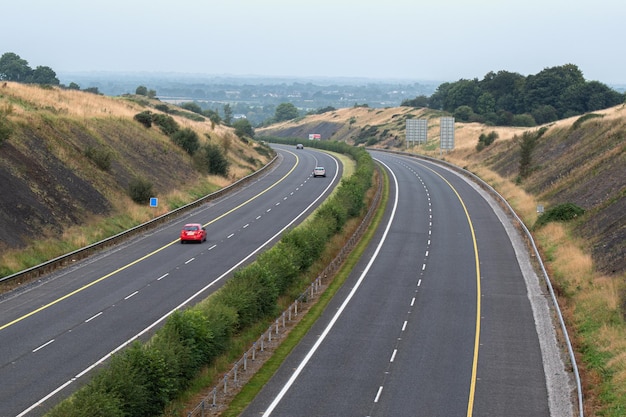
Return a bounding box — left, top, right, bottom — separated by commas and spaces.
241, 151, 573, 417
0, 145, 340, 417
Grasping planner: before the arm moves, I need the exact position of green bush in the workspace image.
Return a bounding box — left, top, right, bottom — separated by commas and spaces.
48, 139, 375, 416
335, 177, 366, 217
572, 113, 603, 130
84, 146, 113, 171
128, 177, 153, 204
47, 384, 124, 417
281, 225, 329, 272
478, 131, 498, 147
314, 200, 348, 234
161, 310, 216, 374
194, 143, 230, 176
534, 202, 585, 229
171, 127, 200, 155
213, 263, 278, 329
152, 113, 179, 135
255, 243, 300, 293
133, 111, 153, 128
154, 104, 170, 113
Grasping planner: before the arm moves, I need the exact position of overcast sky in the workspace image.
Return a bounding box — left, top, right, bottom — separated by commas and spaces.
3, 0, 625, 85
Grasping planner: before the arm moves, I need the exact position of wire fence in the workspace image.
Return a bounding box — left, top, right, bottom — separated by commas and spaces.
185, 164, 383, 417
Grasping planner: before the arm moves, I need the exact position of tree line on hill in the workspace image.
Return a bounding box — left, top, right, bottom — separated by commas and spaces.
0, 52, 102, 93
401, 64, 625, 126
0, 52, 60, 85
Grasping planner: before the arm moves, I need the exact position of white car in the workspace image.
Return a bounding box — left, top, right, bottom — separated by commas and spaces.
296, 143, 304, 149
313, 166, 326, 177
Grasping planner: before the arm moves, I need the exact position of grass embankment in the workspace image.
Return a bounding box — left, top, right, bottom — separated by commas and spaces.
0, 82, 272, 283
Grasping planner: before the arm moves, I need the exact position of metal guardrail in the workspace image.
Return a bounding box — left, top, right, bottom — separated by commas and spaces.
186, 163, 384, 417
374, 149, 583, 417
0, 155, 279, 285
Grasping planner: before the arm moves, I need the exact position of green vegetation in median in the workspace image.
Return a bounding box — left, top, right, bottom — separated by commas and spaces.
46, 141, 375, 417
222, 164, 389, 416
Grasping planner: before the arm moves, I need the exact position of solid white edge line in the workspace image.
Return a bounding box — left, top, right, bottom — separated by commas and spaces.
18, 150, 342, 417
261, 159, 399, 416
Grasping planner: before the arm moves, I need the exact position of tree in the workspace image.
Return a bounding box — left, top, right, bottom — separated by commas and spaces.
180, 102, 203, 115
171, 128, 200, 155
29, 66, 59, 84
532, 105, 558, 125
233, 118, 254, 139
196, 143, 230, 176
476, 92, 496, 115
516, 128, 547, 179
135, 85, 148, 96
83, 87, 101, 95
401, 95, 429, 108
223, 104, 233, 126
202, 109, 221, 128
0, 52, 32, 82
274, 102, 299, 122
523, 64, 585, 117
453, 105, 475, 122
67, 82, 80, 90
444, 79, 481, 112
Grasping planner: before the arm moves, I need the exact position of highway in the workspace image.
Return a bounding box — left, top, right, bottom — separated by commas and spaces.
240, 151, 573, 417
0, 145, 341, 417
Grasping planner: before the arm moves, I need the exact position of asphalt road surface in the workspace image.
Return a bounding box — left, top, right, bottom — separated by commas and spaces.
0, 145, 340, 417
240, 150, 573, 417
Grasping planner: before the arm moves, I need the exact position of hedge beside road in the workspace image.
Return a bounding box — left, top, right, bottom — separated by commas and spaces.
47, 140, 374, 417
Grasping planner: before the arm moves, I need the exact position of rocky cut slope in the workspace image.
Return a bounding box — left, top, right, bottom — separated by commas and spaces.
0, 82, 271, 267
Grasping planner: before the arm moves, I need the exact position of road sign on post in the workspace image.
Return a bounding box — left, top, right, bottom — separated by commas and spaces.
406, 119, 428, 146
150, 197, 158, 207
440, 117, 455, 151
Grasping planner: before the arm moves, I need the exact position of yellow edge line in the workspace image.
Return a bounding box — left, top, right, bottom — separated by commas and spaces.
427, 167, 481, 417
0, 153, 299, 332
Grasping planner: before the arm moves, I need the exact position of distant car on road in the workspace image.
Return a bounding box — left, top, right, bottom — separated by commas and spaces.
296, 143, 304, 149
180, 223, 206, 243
313, 166, 326, 177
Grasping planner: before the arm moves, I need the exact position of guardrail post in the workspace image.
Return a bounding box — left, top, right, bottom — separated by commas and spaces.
244, 351, 248, 371
252, 342, 256, 360
223, 374, 228, 393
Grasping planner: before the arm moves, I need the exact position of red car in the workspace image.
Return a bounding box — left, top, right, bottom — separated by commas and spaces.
180, 223, 207, 243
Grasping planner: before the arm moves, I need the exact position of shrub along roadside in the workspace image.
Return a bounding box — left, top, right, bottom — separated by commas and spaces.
46, 141, 374, 417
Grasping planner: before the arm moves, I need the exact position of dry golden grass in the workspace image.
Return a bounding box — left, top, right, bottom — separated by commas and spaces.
4, 82, 139, 118
263, 101, 626, 414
